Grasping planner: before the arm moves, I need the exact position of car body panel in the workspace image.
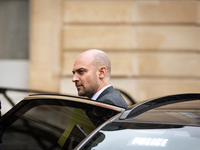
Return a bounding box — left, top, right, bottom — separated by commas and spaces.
76, 93, 200, 150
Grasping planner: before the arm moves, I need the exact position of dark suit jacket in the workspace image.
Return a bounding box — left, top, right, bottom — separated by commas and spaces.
96, 86, 128, 109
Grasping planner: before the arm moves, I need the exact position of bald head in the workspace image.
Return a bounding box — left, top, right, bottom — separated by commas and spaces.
72, 49, 111, 98
76, 49, 111, 78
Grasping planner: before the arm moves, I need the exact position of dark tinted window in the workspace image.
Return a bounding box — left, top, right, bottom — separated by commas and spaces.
1, 98, 121, 150
129, 100, 200, 126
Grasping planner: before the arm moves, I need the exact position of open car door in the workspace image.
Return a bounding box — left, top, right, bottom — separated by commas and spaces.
1, 94, 125, 150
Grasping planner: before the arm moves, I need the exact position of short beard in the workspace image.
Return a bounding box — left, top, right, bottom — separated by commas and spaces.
78, 85, 97, 99
78, 74, 98, 99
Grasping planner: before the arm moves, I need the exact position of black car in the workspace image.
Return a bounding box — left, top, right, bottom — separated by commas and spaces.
76, 94, 200, 150
1, 92, 200, 150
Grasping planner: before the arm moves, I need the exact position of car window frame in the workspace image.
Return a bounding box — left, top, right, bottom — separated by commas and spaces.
2, 94, 125, 131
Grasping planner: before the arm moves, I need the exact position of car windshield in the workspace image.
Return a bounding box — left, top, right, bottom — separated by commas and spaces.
1, 96, 123, 150
82, 122, 200, 150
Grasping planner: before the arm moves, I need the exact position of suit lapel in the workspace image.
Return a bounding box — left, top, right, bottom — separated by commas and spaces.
96, 86, 114, 101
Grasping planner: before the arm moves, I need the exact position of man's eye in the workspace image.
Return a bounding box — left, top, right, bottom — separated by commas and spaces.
79, 70, 84, 74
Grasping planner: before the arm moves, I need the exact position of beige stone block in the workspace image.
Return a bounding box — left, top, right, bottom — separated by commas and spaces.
137, 52, 200, 77
63, 1, 134, 23
135, 26, 200, 50
62, 52, 80, 76
30, 0, 62, 91
136, 79, 200, 102
62, 26, 135, 50
108, 53, 134, 76
30, 69, 59, 92
62, 26, 200, 51
63, 1, 198, 24
110, 78, 200, 102
136, 1, 198, 24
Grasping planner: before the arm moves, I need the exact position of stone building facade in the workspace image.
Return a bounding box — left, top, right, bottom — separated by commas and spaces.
30, 0, 200, 103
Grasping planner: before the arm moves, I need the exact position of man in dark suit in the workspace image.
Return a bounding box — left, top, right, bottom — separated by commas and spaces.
95, 86, 128, 109
72, 49, 128, 109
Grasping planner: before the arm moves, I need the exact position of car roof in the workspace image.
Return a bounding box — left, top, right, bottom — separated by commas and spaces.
118, 93, 200, 126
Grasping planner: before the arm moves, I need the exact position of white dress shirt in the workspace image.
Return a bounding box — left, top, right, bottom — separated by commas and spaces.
91, 85, 111, 100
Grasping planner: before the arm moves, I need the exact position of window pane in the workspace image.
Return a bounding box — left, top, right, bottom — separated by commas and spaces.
2, 99, 120, 150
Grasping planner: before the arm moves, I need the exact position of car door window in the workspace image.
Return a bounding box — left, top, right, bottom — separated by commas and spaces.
1, 97, 123, 150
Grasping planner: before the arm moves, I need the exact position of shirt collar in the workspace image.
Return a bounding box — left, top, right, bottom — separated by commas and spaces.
91, 85, 111, 100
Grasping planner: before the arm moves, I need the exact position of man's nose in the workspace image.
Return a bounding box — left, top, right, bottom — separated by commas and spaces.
72, 73, 79, 82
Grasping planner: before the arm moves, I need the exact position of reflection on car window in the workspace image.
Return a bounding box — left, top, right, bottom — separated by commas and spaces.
131, 100, 200, 126
1, 99, 121, 150
58, 108, 96, 149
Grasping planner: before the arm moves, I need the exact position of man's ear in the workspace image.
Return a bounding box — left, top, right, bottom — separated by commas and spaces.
99, 66, 106, 79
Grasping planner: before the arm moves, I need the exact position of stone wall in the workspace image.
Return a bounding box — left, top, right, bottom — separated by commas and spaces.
30, 0, 200, 102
